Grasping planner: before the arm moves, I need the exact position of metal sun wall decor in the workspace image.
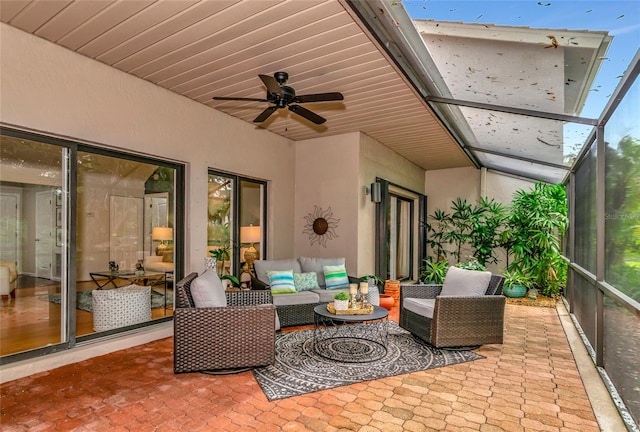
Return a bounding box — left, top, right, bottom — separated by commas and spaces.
303, 206, 340, 247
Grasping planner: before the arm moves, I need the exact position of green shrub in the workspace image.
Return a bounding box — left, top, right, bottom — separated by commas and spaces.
420, 259, 449, 284
456, 257, 486, 271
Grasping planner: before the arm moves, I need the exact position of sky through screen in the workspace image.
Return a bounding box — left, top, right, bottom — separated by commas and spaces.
403, 0, 640, 119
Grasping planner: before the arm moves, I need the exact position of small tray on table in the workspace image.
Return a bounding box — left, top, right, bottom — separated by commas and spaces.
326, 302, 374, 315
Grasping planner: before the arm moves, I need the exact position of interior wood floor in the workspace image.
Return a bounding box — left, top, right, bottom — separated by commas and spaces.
0, 276, 173, 357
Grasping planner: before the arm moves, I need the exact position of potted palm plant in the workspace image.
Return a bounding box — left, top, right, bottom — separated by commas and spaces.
419, 259, 449, 284
502, 270, 534, 298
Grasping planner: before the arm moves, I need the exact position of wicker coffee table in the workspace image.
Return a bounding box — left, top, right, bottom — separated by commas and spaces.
312, 304, 389, 363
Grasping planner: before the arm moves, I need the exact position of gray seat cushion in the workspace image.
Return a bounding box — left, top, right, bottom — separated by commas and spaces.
403, 297, 436, 318
272, 291, 320, 306
312, 287, 350, 303
441, 266, 492, 297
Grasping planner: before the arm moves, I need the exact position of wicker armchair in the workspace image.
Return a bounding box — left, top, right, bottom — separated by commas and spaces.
399, 275, 505, 348
174, 272, 276, 374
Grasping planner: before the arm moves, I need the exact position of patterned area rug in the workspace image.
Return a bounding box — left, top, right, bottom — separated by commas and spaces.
252, 322, 483, 401
46, 289, 172, 312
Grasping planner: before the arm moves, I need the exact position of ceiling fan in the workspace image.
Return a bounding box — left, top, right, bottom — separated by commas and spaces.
212, 72, 343, 125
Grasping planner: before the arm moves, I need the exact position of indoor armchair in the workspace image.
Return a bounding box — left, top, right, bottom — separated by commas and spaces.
0, 261, 18, 299
400, 267, 505, 348
174, 272, 276, 374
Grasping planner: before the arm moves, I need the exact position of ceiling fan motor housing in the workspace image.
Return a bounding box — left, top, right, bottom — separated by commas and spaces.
276, 86, 296, 108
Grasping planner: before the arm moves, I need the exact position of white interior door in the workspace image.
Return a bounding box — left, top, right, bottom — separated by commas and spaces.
110, 196, 143, 270
0, 193, 19, 265
35, 191, 53, 279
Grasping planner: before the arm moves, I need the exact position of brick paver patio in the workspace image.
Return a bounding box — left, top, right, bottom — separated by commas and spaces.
0, 304, 601, 431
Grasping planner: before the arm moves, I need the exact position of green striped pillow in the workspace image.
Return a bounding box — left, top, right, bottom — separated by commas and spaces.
323, 264, 349, 289
266, 269, 296, 294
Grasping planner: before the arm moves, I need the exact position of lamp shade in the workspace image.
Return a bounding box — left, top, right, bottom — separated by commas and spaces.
240, 225, 261, 243
152, 227, 173, 241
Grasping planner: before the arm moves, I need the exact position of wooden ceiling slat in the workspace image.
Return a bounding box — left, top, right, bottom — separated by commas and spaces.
95, 1, 239, 65
116, 0, 282, 74
77, 0, 199, 58
35, 1, 113, 42
57, 1, 155, 51
5, 0, 70, 33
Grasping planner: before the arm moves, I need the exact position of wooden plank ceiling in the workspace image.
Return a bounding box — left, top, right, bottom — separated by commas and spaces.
0, 0, 471, 170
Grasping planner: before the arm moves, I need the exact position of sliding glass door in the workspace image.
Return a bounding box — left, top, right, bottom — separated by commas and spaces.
0, 128, 184, 362
375, 179, 426, 282
0, 135, 66, 356
75, 151, 178, 337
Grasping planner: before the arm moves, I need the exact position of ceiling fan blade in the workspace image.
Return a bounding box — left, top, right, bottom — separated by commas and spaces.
212, 96, 268, 102
253, 106, 278, 123
258, 74, 283, 97
293, 92, 344, 103
288, 105, 326, 125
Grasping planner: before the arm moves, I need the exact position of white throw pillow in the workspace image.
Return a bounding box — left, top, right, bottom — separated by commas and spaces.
190, 269, 227, 307
441, 266, 492, 297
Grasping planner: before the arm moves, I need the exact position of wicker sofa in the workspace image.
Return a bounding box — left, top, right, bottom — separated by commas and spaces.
399, 270, 505, 348
174, 272, 276, 373
251, 257, 380, 327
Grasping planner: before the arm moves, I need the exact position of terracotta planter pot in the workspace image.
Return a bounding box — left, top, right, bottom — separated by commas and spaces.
379, 294, 394, 310
384, 280, 401, 307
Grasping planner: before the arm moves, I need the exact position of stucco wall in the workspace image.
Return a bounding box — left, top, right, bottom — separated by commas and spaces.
359, 132, 425, 276
425, 167, 481, 212
294, 133, 360, 273
0, 24, 296, 273
485, 170, 536, 204
426, 167, 535, 209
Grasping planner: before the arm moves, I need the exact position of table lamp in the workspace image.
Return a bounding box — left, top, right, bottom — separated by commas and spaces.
240, 225, 261, 269
152, 227, 173, 256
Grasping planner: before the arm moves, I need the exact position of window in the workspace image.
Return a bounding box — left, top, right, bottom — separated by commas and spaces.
207, 171, 266, 279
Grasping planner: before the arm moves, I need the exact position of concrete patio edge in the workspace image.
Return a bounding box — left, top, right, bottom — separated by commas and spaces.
556, 302, 628, 431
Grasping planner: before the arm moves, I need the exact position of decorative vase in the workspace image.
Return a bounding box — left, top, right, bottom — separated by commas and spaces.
204, 257, 217, 272
379, 294, 394, 310
333, 299, 349, 311
503, 284, 527, 298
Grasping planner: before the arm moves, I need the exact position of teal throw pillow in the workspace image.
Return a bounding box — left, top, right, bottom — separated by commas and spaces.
267, 269, 296, 294
293, 272, 319, 292
323, 264, 349, 289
